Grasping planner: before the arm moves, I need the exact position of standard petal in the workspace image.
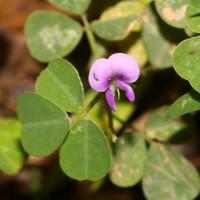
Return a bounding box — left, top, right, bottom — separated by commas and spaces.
117, 80, 135, 102
108, 53, 140, 83
106, 87, 117, 111
88, 58, 113, 92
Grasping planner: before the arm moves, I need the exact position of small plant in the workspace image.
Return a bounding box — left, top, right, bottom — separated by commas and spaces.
2, 0, 200, 199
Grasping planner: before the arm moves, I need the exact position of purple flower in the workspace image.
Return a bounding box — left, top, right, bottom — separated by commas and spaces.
88, 53, 140, 111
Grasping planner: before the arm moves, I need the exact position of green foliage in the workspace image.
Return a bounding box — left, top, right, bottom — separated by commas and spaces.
47, 0, 92, 15
91, 15, 138, 41
60, 119, 111, 181
100, 0, 146, 20
36, 58, 84, 112
110, 133, 146, 187
173, 36, 200, 92
155, 0, 189, 28
18, 59, 112, 180
142, 5, 174, 68
185, 0, 200, 33
91, 0, 147, 41
14, 0, 200, 198
167, 89, 200, 118
143, 144, 200, 200
145, 106, 195, 143
0, 119, 26, 175
17, 92, 70, 156
25, 11, 83, 62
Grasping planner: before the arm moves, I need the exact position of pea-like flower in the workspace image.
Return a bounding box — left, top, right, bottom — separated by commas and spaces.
88, 53, 140, 111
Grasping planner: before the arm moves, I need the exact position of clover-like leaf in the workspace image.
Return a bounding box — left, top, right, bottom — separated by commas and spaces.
145, 106, 195, 143
47, 0, 92, 15
36, 58, 84, 112
142, 5, 175, 68
185, 0, 200, 33
100, 1, 146, 21
0, 118, 26, 175
110, 133, 146, 187
166, 89, 200, 119
91, 15, 138, 41
17, 92, 70, 156
60, 119, 112, 181
155, 0, 189, 28
173, 36, 200, 93
91, 0, 147, 41
25, 11, 83, 62
143, 144, 200, 200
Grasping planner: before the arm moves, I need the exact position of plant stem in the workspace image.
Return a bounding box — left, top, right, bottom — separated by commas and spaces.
81, 13, 99, 59
86, 92, 103, 112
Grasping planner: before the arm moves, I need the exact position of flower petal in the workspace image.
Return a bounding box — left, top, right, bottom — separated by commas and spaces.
88, 58, 113, 92
108, 53, 140, 83
106, 87, 117, 111
117, 80, 135, 102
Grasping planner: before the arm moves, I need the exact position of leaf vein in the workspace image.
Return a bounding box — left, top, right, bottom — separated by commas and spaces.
47, 68, 79, 107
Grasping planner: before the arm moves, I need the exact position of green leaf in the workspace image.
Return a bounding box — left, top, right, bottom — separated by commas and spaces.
91, 1, 150, 41
142, 5, 174, 68
155, 0, 189, 28
47, 0, 92, 15
36, 58, 83, 112
25, 11, 83, 62
145, 106, 195, 143
166, 89, 200, 119
185, 0, 200, 33
100, 1, 146, 21
142, 144, 200, 200
91, 0, 148, 41
110, 132, 146, 187
17, 92, 70, 156
0, 119, 26, 175
91, 15, 138, 41
172, 36, 200, 93
60, 119, 112, 181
